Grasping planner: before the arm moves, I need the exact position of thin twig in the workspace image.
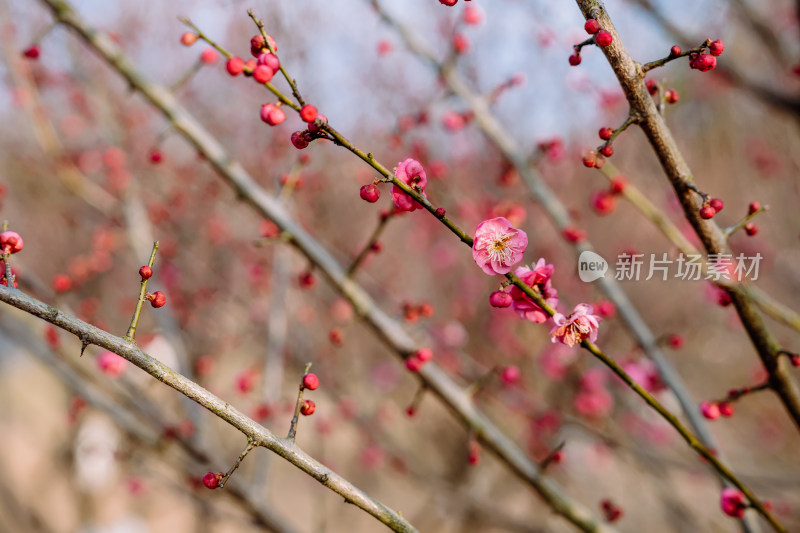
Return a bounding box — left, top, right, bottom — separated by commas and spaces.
219, 439, 257, 488
347, 211, 393, 277
287, 363, 312, 441
247, 10, 306, 106
124, 241, 159, 341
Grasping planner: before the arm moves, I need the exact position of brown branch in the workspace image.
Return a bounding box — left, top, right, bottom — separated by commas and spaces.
0, 286, 416, 533
574, 0, 800, 437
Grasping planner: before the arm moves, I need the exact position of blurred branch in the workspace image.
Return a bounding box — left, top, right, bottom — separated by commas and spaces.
741, 285, 800, 333
730, 0, 788, 65
0, 20, 117, 215
34, 1, 618, 531
0, 288, 417, 533
348, 211, 392, 277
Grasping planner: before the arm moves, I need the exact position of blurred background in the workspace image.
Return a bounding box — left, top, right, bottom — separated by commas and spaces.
0, 0, 799, 531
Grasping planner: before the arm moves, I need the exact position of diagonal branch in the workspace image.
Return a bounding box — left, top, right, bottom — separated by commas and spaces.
0, 286, 417, 533
0, 314, 299, 533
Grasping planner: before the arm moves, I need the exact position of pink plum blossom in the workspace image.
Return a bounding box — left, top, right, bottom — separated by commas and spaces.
472, 217, 528, 275
574, 388, 613, 419
442, 110, 465, 132
539, 344, 578, 380
510, 259, 558, 323
619, 359, 665, 393
97, 351, 128, 377
550, 303, 601, 347
392, 158, 427, 212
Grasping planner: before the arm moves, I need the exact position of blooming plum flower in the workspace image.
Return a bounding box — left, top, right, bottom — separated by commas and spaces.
550, 303, 601, 347
471, 217, 528, 275
510, 259, 558, 323
391, 158, 427, 212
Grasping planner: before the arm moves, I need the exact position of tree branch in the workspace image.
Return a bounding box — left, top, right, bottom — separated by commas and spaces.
576, 0, 800, 468
0, 285, 417, 533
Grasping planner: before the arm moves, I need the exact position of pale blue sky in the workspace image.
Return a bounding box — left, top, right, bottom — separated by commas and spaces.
2, 0, 736, 147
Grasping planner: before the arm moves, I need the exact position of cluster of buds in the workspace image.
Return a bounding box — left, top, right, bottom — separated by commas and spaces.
405, 348, 434, 373
689, 39, 724, 72
290, 110, 328, 149
401, 301, 434, 323
600, 499, 623, 523
700, 400, 734, 420
220, 33, 279, 78
699, 197, 724, 220
645, 80, 679, 104
591, 176, 627, 216
569, 18, 613, 66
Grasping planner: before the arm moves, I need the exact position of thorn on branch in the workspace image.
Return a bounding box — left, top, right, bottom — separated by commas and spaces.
79, 336, 90, 357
